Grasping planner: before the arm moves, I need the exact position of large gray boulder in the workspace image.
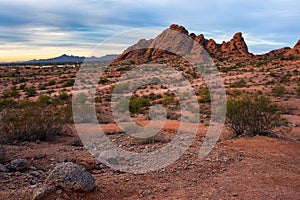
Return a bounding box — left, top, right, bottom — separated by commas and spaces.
46, 162, 95, 192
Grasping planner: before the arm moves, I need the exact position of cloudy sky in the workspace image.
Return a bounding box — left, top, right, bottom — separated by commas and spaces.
0, 0, 299, 62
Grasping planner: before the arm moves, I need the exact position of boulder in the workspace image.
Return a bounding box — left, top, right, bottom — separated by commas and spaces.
46, 162, 95, 192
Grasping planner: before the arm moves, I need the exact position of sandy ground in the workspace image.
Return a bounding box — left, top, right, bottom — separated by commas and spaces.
0, 120, 299, 200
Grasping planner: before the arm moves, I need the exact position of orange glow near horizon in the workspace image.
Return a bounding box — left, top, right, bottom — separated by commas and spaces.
0, 54, 60, 62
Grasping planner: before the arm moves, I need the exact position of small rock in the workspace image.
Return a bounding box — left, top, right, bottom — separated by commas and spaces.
6, 159, 30, 171
46, 162, 95, 192
35, 154, 46, 159
31, 171, 40, 177
7, 183, 16, 189
32, 185, 56, 200
0, 164, 8, 172
56, 189, 62, 195
73, 156, 96, 171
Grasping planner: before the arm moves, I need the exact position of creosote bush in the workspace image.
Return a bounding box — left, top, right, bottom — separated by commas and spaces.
272, 84, 286, 97
226, 95, 281, 137
0, 103, 72, 142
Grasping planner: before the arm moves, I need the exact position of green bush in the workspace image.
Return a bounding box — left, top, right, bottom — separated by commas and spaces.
226, 95, 281, 137
47, 80, 56, 86
0, 104, 71, 142
116, 97, 150, 114
0, 98, 14, 109
98, 77, 109, 84
19, 84, 26, 90
38, 84, 46, 90
24, 86, 37, 97
272, 85, 286, 97
198, 87, 211, 103
37, 94, 51, 105
113, 83, 129, 94
58, 91, 69, 101
2, 87, 20, 98
229, 78, 246, 88
62, 79, 75, 87
75, 92, 87, 104
129, 97, 150, 114
162, 95, 175, 105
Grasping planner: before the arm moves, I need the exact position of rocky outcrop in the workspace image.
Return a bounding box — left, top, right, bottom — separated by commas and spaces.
259, 47, 291, 59
221, 32, 249, 56
113, 24, 252, 64
113, 24, 299, 64
285, 39, 300, 57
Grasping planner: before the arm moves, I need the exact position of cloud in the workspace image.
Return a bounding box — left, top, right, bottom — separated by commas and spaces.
0, 0, 299, 60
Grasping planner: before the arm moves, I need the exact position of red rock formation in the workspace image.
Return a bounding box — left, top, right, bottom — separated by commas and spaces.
285, 39, 300, 57
113, 24, 254, 64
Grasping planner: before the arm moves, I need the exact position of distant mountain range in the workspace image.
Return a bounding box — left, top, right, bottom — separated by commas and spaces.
1, 54, 119, 65
26, 54, 119, 64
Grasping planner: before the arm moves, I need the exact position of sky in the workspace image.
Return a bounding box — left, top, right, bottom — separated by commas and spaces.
0, 0, 299, 62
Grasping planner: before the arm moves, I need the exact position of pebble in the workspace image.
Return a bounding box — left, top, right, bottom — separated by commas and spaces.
0, 164, 8, 172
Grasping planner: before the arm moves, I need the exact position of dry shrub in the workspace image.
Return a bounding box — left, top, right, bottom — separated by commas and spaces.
226, 95, 281, 137
0, 104, 71, 142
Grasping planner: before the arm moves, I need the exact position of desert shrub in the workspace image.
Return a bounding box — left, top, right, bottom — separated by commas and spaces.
150, 77, 161, 84
0, 98, 14, 109
2, 87, 20, 98
113, 83, 129, 94
162, 95, 175, 105
73, 104, 96, 123
19, 84, 26, 90
229, 78, 246, 88
37, 94, 51, 105
74, 93, 87, 104
98, 77, 109, 84
18, 77, 27, 83
0, 104, 71, 142
24, 86, 37, 97
58, 91, 69, 101
62, 79, 75, 87
129, 97, 150, 114
226, 95, 281, 137
198, 87, 211, 103
272, 85, 286, 97
296, 84, 300, 98
47, 80, 56, 86
116, 97, 150, 114
17, 100, 35, 108
38, 84, 46, 90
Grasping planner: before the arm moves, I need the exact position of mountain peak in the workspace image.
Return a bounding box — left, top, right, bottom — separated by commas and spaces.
233, 32, 242, 40
169, 24, 189, 35
113, 25, 258, 64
